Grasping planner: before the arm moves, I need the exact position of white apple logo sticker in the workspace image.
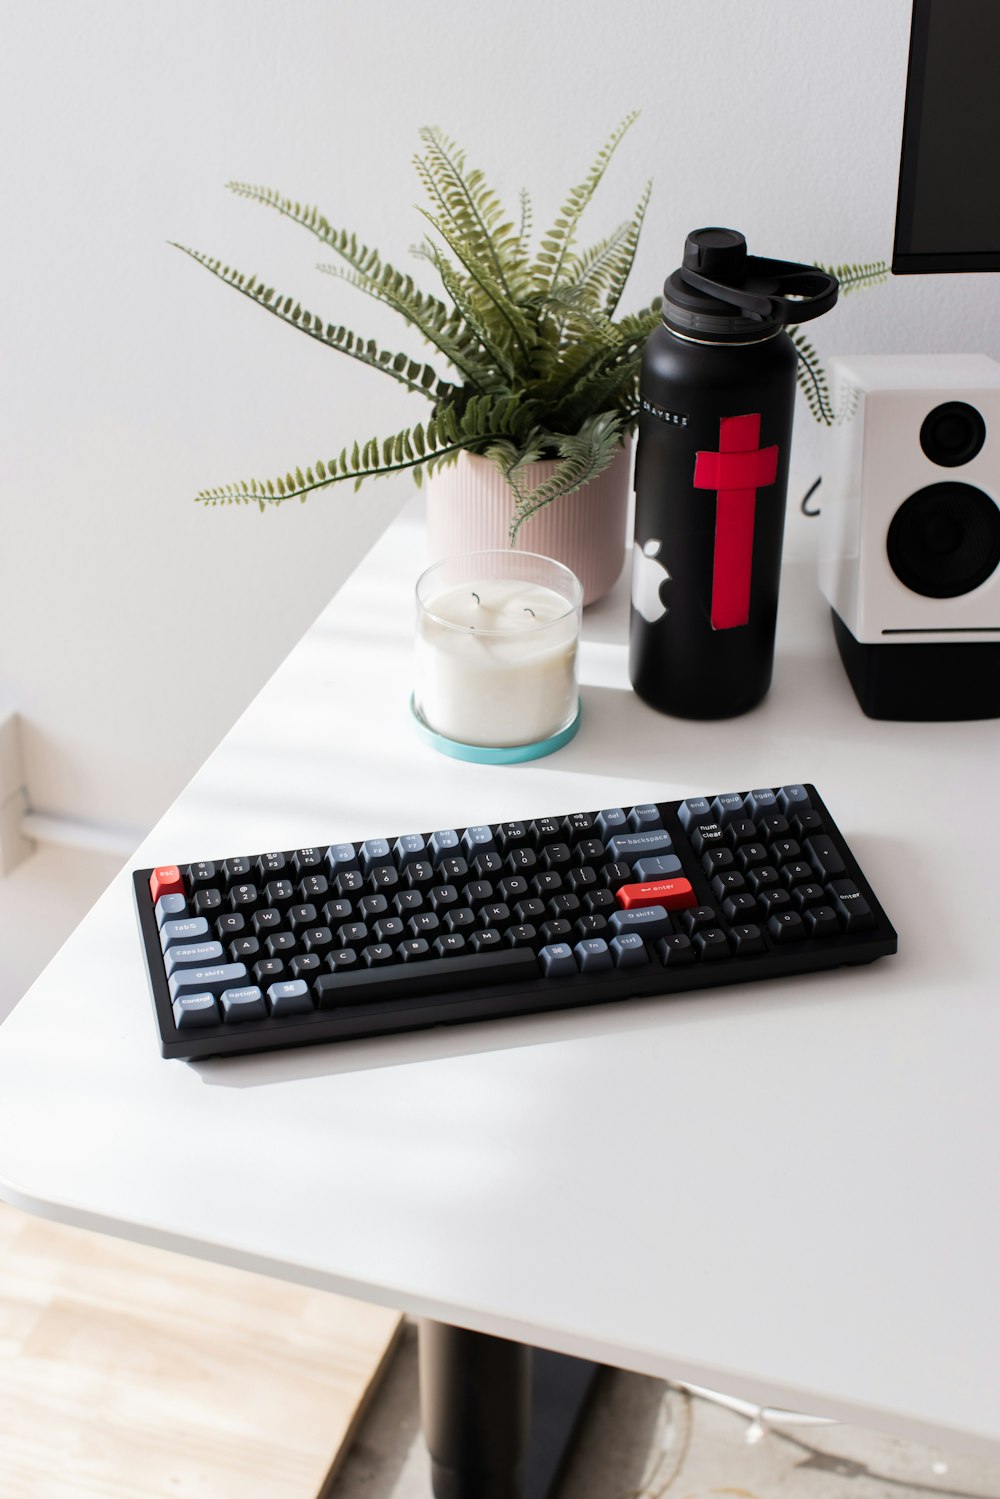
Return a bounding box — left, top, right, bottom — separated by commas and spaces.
632, 538, 671, 624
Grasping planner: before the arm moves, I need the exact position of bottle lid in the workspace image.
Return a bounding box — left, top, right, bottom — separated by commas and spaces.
661, 228, 839, 342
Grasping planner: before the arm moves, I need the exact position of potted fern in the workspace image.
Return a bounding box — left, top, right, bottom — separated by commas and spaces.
176, 115, 658, 603
176, 117, 888, 605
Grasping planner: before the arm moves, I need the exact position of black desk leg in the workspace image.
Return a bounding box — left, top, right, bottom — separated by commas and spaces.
418, 1320, 600, 1499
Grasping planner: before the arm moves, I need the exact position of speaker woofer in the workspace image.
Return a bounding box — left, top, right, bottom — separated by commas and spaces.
886, 482, 1000, 598
919, 401, 986, 467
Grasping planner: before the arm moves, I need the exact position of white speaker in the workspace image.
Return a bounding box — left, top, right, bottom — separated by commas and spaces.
818, 354, 1000, 719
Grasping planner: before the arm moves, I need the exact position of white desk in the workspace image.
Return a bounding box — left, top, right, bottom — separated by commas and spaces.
0, 501, 998, 1473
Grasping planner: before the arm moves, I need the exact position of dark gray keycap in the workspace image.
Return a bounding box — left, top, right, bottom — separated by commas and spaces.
461, 825, 495, 856
155, 893, 187, 927
828, 879, 875, 931
171, 993, 220, 1029
632, 854, 683, 880
609, 906, 672, 940
267, 980, 314, 1016
539, 942, 577, 977
429, 829, 460, 860
595, 808, 627, 839
711, 792, 745, 826
606, 830, 673, 863
394, 833, 426, 865
168, 962, 248, 1003
743, 788, 777, 818
805, 836, 846, 881
164, 940, 224, 977
778, 784, 811, 815
768, 910, 808, 942
220, 985, 268, 1022
678, 797, 711, 830
159, 916, 209, 952
627, 804, 661, 832
327, 843, 360, 874
360, 839, 391, 873
610, 933, 649, 968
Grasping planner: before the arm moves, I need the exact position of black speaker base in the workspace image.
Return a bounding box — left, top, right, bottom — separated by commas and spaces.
831, 609, 1000, 720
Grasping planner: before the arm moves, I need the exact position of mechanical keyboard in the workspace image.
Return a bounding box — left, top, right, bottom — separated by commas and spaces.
133, 783, 897, 1061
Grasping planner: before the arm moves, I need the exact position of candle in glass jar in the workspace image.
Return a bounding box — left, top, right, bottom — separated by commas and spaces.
414, 558, 582, 750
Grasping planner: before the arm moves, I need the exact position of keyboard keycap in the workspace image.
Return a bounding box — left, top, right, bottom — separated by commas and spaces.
609, 906, 672, 940
159, 916, 209, 952
221, 985, 267, 1022
606, 831, 673, 863
150, 866, 184, 903
610, 933, 649, 968
168, 962, 248, 1003
632, 854, 683, 881
171, 993, 220, 1029
828, 879, 875, 931
540, 943, 577, 977
617, 878, 695, 911
154, 893, 188, 926
574, 938, 613, 972
164, 941, 224, 977
313, 949, 539, 1007
268, 980, 313, 1016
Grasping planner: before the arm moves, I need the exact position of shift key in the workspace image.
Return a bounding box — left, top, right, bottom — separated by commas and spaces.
168, 962, 248, 1003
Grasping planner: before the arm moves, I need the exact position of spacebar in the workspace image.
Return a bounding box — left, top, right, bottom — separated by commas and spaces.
313, 949, 542, 1008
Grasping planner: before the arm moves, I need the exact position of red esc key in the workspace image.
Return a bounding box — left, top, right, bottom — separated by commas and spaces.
150, 866, 185, 903
617, 877, 697, 911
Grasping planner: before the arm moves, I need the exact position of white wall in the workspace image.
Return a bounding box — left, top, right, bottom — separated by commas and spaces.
1, 0, 997, 843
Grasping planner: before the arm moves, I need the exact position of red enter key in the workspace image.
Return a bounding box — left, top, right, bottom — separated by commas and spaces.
617, 878, 696, 911
149, 865, 185, 902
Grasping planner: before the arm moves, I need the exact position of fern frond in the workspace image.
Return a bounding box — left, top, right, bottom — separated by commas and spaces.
171, 244, 459, 401
600, 179, 652, 316
501, 411, 626, 540
414, 128, 527, 301
418, 207, 536, 365
194, 395, 530, 508
789, 327, 837, 425
532, 112, 639, 291
816, 259, 889, 296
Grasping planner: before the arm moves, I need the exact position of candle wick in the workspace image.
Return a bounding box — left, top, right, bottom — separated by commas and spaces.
523, 607, 535, 617
471, 591, 480, 605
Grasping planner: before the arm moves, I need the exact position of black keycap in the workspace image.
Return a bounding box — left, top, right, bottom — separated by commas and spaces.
187, 861, 216, 888
479, 902, 510, 930
769, 911, 807, 942
439, 856, 470, 882
229, 882, 258, 910
322, 898, 354, 925
805, 905, 840, 937
335, 870, 365, 897
369, 865, 400, 892
222, 857, 252, 883
737, 842, 769, 870
514, 898, 546, 923
288, 903, 318, 930
682, 906, 717, 934
575, 914, 609, 939
506, 847, 537, 873
300, 874, 329, 900
290, 953, 322, 978
303, 926, 334, 952
531, 872, 562, 898
542, 843, 572, 871
216, 913, 246, 939
725, 818, 758, 848
703, 847, 736, 875
253, 958, 285, 982
409, 911, 441, 936
470, 929, 503, 952
336, 922, 369, 946
757, 813, 790, 840
659, 933, 696, 965
257, 852, 286, 878
691, 823, 724, 855
231, 935, 261, 961
723, 893, 758, 922
748, 865, 780, 894
792, 883, 827, 909
326, 948, 358, 973
363, 944, 395, 966
313, 949, 539, 1006
406, 861, 435, 889
729, 923, 766, 955
374, 917, 406, 942
770, 839, 802, 867
601, 862, 632, 891
694, 928, 730, 960
399, 938, 431, 961
505, 924, 538, 948
566, 866, 598, 893
584, 888, 617, 915
253, 908, 283, 934
265, 932, 296, 957
550, 892, 581, 919
577, 839, 605, 864
429, 884, 459, 912
194, 888, 223, 916
394, 889, 425, 914
828, 879, 875, 931
541, 918, 573, 944
444, 908, 476, 933
530, 817, 561, 843
358, 894, 390, 920
711, 870, 746, 899
760, 888, 793, 915
562, 813, 595, 841
781, 861, 814, 889
292, 847, 324, 874
434, 933, 467, 956
473, 850, 504, 878
792, 809, 825, 839
805, 836, 846, 882
496, 822, 529, 851
497, 875, 529, 903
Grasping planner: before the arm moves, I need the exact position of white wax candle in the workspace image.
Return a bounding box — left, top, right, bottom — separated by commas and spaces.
415, 578, 580, 747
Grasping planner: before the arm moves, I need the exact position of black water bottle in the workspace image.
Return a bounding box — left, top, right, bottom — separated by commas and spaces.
630, 228, 838, 718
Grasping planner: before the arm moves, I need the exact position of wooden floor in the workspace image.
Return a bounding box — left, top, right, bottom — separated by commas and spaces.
0, 1200, 401, 1499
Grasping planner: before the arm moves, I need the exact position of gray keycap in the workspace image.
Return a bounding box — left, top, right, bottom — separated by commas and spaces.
711, 792, 745, 826
607, 830, 673, 862
461, 825, 494, 855
327, 843, 359, 874
609, 905, 672, 939
678, 797, 711, 830
220, 985, 267, 1022
610, 933, 649, 968
267, 979, 314, 1016
744, 788, 777, 818
164, 940, 224, 977
360, 838, 391, 872
596, 808, 627, 838
632, 854, 683, 880
171, 992, 220, 1029
155, 893, 187, 927
159, 916, 209, 952
628, 804, 661, 831
394, 833, 426, 865
429, 829, 460, 859
168, 962, 248, 1003
539, 942, 578, 977
573, 937, 613, 972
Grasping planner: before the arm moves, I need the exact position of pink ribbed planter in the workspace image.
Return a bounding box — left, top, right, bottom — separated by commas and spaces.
425, 437, 632, 606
